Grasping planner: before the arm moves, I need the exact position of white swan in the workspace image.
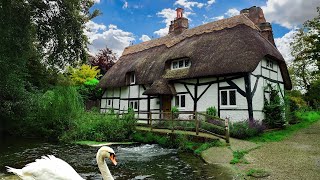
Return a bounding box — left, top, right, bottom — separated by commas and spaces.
6, 146, 117, 180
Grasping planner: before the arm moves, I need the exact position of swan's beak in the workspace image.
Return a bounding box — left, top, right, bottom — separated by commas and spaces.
109, 155, 117, 166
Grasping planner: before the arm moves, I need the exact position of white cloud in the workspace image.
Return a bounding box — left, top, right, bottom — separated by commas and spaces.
174, 0, 205, 10
207, 0, 215, 6
122, 1, 128, 9
93, 0, 100, 3
153, 8, 194, 37
274, 29, 298, 63
211, 15, 224, 21
85, 21, 135, 57
140, 35, 151, 42
202, 8, 239, 24
262, 0, 320, 29
225, 8, 239, 17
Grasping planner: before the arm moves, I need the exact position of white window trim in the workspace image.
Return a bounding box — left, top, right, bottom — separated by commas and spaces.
171, 59, 191, 70
129, 100, 138, 111
175, 94, 186, 110
220, 89, 237, 108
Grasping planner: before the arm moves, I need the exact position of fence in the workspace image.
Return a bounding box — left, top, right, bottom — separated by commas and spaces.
134, 111, 229, 143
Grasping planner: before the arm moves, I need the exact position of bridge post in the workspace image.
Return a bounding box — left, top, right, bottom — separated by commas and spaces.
195, 112, 199, 135
225, 117, 230, 145
171, 112, 174, 133
149, 112, 153, 131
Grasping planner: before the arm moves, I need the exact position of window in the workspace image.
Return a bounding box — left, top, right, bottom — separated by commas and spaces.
171, 59, 191, 70
130, 72, 135, 84
129, 101, 138, 110
175, 95, 186, 108
266, 59, 273, 69
220, 90, 237, 107
107, 99, 112, 106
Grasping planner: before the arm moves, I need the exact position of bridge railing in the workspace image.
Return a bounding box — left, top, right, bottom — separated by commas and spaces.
135, 111, 229, 143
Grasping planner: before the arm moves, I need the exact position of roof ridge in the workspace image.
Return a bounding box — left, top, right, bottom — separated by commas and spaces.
121, 14, 259, 56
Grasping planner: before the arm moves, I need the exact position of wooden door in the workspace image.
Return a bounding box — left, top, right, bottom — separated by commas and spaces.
161, 95, 172, 119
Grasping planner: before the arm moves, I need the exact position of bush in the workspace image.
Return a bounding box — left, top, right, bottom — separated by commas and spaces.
61, 110, 137, 142
263, 85, 285, 129
229, 119, 265, 139
25, 86, 84, 140
171, 106, 179, 119
206, 106, 217, 117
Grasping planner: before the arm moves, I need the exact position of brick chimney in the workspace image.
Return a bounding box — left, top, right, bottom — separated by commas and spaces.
240, 6, 275, 46
169, 8, 189, 34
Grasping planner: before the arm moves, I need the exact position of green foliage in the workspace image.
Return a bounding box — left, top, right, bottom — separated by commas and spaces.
171, 106, 179, 119
69, 64, 100, 85
25, 86, 84, 140
290, 7, 320, 91
230, 150, 248, 164
29, 0, 100, 69
246, 169, 270, 178
61, 111, 137, 142
249, 111, 320, 142
229, 120, 264, 139
305, 79, 320, 109
263, 85, 285, 129
206, 106, 217, 117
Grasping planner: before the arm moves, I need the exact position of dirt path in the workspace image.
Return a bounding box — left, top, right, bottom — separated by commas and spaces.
239, 120, 320, 179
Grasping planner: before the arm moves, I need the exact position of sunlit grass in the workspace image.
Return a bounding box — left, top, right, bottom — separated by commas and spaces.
248, 111, 320, 142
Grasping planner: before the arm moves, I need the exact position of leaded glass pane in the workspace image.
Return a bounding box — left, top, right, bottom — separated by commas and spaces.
179, 60, 184, 68
229, 90, 236, 105
184, 60, 190, 67
181, 95, 185, 107
221, 91, 228, 105
173, 61, 178, 69
175, 96, 179, 106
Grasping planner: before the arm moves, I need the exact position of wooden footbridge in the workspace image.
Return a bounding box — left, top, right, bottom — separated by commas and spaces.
135, 111, 230, 143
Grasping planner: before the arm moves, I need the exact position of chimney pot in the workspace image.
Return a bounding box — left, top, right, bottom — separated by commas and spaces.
176, 8, 184, 19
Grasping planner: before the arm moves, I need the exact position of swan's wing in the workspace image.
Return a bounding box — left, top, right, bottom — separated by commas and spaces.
8, 155, 84, 180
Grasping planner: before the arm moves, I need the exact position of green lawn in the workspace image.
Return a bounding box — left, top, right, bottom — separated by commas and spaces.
248, 111, 320, 142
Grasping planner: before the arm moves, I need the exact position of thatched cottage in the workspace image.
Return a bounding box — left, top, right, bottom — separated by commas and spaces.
98, 6, 292, 121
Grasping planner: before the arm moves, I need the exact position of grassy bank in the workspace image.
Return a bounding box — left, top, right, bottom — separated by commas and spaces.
248, 111, 320, 142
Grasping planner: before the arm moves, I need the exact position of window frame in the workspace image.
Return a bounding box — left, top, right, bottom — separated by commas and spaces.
175, 94, 186, 109
107, 99, 112, 106
220, 89, 237, 108
130, 72, 135, 85
171, 59, 191, 70
129, 100, 138, 111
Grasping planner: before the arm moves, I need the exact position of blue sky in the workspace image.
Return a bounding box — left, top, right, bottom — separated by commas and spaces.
86, 0, 320, 62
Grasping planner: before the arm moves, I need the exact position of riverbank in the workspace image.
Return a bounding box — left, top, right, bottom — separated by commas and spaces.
201, 119, 320, 179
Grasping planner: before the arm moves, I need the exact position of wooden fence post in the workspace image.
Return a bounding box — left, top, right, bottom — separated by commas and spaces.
171, 112, 174, 133
225, 117, 230, 145
195, 112, 199, 135
149, 112, 153, 131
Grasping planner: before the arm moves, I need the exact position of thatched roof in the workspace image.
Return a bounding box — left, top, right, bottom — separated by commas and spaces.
143, 79, 176, 95
98, 14, 292, 90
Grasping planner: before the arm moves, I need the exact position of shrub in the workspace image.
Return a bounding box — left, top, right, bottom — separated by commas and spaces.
206, 106, 217, 117
263, 85, 285, 129
61, 110, 136, 142
229, 119, 265, 139
171, 106, 179, 119
26, 86, 84, 140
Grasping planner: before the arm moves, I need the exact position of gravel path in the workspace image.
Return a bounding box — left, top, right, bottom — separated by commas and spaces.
241, 120, 320, 179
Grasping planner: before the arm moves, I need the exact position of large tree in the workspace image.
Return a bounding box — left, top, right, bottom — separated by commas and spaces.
291, 7, 320, 91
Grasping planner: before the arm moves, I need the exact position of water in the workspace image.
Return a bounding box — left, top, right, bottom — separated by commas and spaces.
0, 137, 234, 179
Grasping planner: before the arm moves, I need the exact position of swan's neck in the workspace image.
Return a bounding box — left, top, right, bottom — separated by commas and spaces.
96, 154, 114, 180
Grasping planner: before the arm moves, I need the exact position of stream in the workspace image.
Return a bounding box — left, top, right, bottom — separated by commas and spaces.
0, 137, 234, 179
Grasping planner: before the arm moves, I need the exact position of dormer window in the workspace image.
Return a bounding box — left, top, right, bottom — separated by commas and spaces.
171, 59, 190, 70
130, 72, 135, 84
